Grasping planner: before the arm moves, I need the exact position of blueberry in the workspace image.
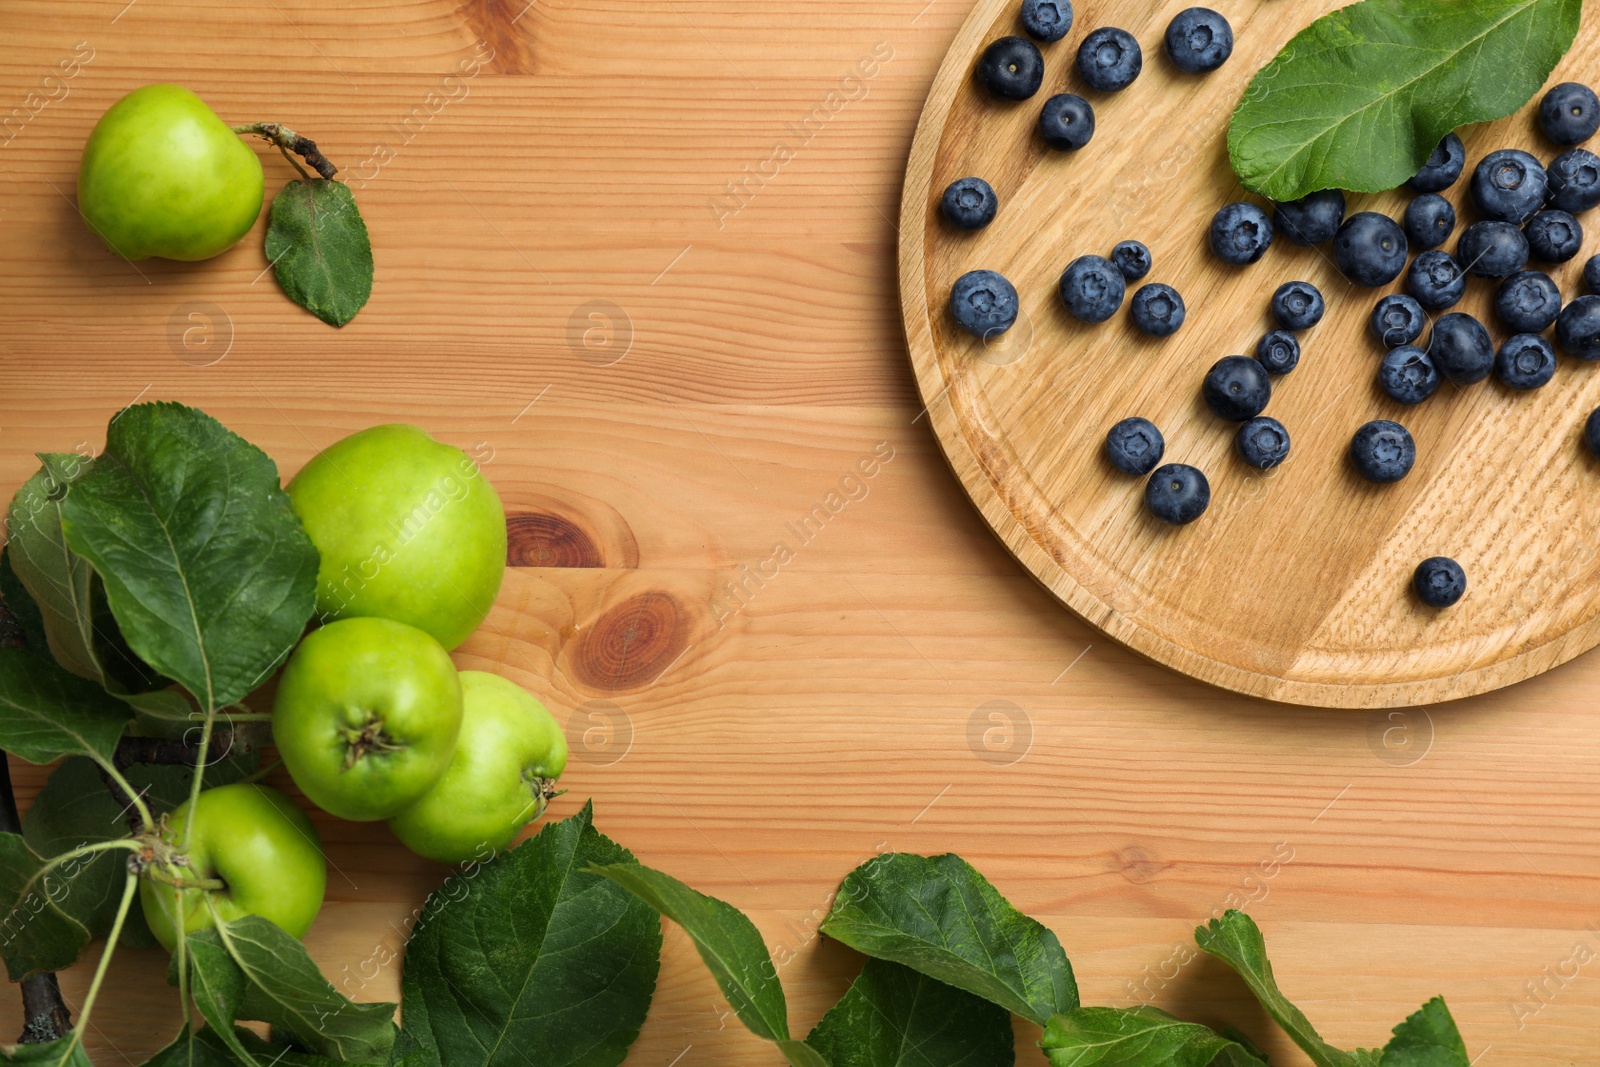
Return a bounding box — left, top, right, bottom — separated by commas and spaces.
1077, 28, 1142, 92
977, 36, 1045, 100
1202, 355, 1271, 421
1428, 312, 1494, 384
1407, 133, 1466, 193
1405, 250, 1466, 311
1494, 271, 1562, 333
1413, 557, 1466, 608
1236, 416, 1290, 469
1540, 82, 1600, 146
1144, 463, 1210, 525
1333, 211, 1408, 286
1164, 8, 1232, 74
1548, 149, 1600, 213
1210, 202, 1273, 265
1129, 283, 1185, 336
1350, 420, 1416, 483
1272, 189, 1345, 246
1495, 334, 1557, 390
1268, 280, 1324, 332
1587, 408, 1600, 457
1470, 149, 1549, 223
1370, 294, 1426, 348
1587, 254, 1600, 294
1058, 255, 1126, 323
1556, 295, 1600, 360
1457, 220, 1528, 278
1255, 330, 1301, 375
1403, 193, 1456, 250
1525, 209, 1583, 263
1040, 93, 1095, 149
949, 270, 1020, 338
1378, 345, 1440, 406
1020, 0, 1073, 42
1105, 416, 1164, 475
1111, 240, 1151, 280
941, 177, 998, 230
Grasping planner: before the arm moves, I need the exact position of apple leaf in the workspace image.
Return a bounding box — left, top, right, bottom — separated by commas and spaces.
1042, 1006, 1260, 1067
0, 1035, 93, 1066
0, 831, 92, 980
0, 648, 132, 766
806, 958, 1013, 1067
58, 402, 319, 711
3, 454, 103, 682
266, 179, 374, 328
0, 546, 52, 660
182, 928, 283, 1063
1381, 998, 1469, 1067
138, 1027, 236, 1067
401, 803, 662, 1067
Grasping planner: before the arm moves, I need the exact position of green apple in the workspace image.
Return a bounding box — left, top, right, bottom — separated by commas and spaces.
139, 783, 325, 951
388, 671, 567, 864
273, 617, 463, 821
287, 424, 507, 651
78, 84, 264, 261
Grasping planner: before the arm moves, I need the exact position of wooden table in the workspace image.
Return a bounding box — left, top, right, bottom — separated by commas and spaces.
1, 1, 1596, 1062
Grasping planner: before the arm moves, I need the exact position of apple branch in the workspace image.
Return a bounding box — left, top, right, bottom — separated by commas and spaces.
233, 121, 339, 180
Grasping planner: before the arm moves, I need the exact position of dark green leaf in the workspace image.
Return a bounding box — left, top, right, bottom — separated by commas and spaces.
139, 1026, 235, 1067
1229, 0, 1582, 199
0, 831, 92, 980
0, 546, 52, 660
819, 853, 1077, 1027
265, 179, 374, 327
0, 648, 131, 765
807, 958, 1013, 1067
402, 802, 662, 1067
1, 1035, 93, 1066
4, 455, 102, 681
181, 931, 258, 1063
59, 402, 319, 710
1380, 998, 1468, 1067
1196, 912, 1378, 1067
144, 1024, 398, 1067
1041, 1007, 1251, 1067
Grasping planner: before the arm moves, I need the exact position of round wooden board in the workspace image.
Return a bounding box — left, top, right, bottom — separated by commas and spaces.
902, 0, 1600, 709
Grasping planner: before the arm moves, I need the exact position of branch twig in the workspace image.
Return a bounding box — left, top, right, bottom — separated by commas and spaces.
0, 744, 73, 1044
232, 122, 338, 180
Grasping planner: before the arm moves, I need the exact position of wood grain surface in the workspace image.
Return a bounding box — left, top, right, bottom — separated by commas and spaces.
0, 0, 1596, 1063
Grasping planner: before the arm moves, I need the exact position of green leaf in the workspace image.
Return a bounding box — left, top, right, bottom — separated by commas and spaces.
0, 546, 53, 660
1196, 912, 1379, 1067
181, 931, 259, 1063
818, 853, 1077, 1027
4, 455, 102, 681
139, 1026, 235, 1067
0, 831, 92, 980
1041, 1007, 1252, 1067
1228, 0, 1582, 199
402, 802, 662, 1067
1, 1035, 93, 1066
0, 648, 131, 765
1380, 998, 1468, 1067
806, 958, 1013, 1067
143, 1025, 397, 1067
265, 179, 374, 327
58, 402, 319, 710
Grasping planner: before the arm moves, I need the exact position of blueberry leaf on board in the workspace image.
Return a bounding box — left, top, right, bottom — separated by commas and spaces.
265, 179, 374, 327
0, 648, 132, 766
1228, 0, 1582, 199
818, 852, 1078, 1027
1041, 1006, 1259, 1067
0, 831, 93, 980
402, 802, 662, 1067
806, 958, 1013, 1067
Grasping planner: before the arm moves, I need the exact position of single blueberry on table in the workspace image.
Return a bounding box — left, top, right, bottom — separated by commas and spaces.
1144, 463, 1210, 525
1457, 221, 1528, 278
1111, 240, 1151, 280
949, 270, 1020, 338
1428, 312, 1495, 384
1020, 0, 1073, 42
1273, 189, 1344, 246
1414, 557, 1466, 609
1129, 283, 1185, 337
1557, 295, 1600, 360
1407, 133, 1466, 193
977, 36, 1045, 100
1378, 345, 1441, 406
1403, 193, 1455, 250
940, 177, 998, 230
1255, 329, 1301, 375
1525, 209, 1583, 263
1271, 280, 1325, 331
1058, 254, 1126, 323
1370, 294, 1426, 348
1405, 250, 1466, 311
1350, 420, 1416, 483
1587, 254, 1600, 294
1495, 270, 1563, 334
1210, 202, 1273, 265
1202, 355, 1272, 421
1334, 211, 1408, 286
1470, 149, 1549, 223
1586, 407, 1600, 457
1540, 82, 1600, 146
1549, 149, 1600, 214
1039, 93, 1095, 150
1236, 416, 1290, 469
1164, 8, 1232, 74
1495, 334, 1557, 391
1077, 27, 1143, 92
1105, 416, 1164, 475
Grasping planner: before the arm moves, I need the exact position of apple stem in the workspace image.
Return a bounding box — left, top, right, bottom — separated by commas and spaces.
144, 866, 226, 892
232, 122, 338, 181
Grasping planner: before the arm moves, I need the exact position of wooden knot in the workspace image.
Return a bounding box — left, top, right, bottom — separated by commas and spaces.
571, 592, 687, 691
506, 512, 604, 569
